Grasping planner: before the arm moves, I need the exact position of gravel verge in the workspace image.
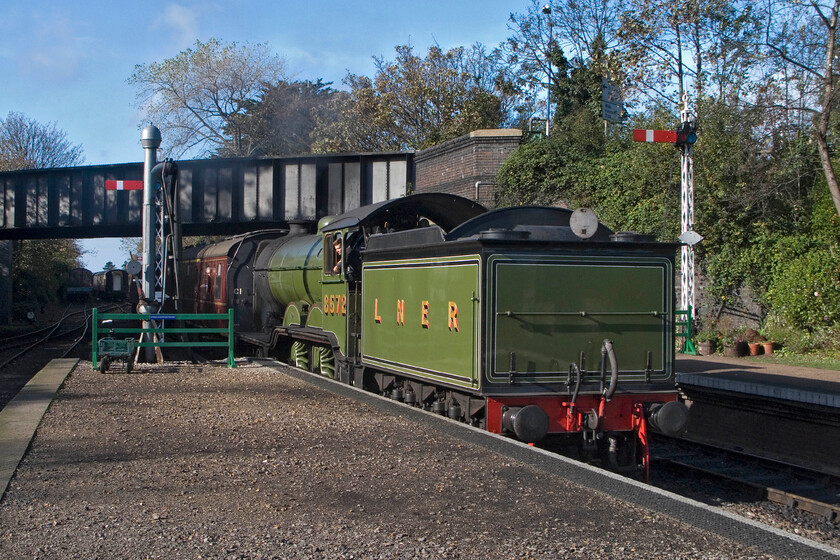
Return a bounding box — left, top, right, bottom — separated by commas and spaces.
0, 360, 826, 559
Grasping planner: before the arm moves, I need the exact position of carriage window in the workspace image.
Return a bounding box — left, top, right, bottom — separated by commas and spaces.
214, 264, 223, 299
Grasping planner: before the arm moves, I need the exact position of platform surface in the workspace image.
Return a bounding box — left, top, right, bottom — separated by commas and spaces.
0, 359, 838, 558
0, 358, 78, 498
676, 354, 840, 408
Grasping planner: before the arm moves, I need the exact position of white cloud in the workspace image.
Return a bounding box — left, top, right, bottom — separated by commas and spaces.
153, 4, 200, 48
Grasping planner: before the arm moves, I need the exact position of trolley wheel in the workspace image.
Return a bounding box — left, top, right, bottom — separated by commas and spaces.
125, 357, 133, 374
99, 357, 111, 373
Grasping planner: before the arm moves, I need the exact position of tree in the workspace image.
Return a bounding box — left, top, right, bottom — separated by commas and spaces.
120, 238, 141, 261
504, 0, 624, 131
128, 38, 288, 158
221, 79, 339, 157
495, 113, 679, 239
761, 0, 840, 217
13, 239, 83, 309
311, 44, 516, 152
617, 0, 759, 109
0, 112, 84, 171
0, 114, 85, 314
103, 261, 116, 271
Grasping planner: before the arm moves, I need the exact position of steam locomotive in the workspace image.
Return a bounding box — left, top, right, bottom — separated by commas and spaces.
174, 193, 688, 476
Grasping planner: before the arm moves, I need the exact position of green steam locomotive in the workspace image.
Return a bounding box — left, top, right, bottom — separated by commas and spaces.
179, 193, 688, 477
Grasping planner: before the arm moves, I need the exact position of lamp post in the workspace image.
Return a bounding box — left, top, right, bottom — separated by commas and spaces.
542, 4, 553, 136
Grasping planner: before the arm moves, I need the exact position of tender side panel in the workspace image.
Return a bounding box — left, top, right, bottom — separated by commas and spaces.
489, 255, 673, 385
361, 257, 480, 389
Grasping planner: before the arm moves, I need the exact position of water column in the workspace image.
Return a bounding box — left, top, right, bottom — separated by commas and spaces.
140, 126, 162, 362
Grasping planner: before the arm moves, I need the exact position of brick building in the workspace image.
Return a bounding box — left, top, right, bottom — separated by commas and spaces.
414, 129, 522, 208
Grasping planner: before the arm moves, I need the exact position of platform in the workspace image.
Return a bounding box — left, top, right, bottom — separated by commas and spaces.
676, 354, 840, 408
0, 359, 837, 558
675, 354, 840, 475
0, 358, 78, 499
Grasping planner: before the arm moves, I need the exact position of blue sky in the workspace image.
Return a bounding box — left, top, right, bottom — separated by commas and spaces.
1, 0, 526, 270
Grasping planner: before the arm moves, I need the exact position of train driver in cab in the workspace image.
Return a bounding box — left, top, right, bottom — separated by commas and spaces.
332, 236, 342, 274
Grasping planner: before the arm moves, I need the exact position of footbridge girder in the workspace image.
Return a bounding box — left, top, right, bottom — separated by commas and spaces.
0, 152, 414, 240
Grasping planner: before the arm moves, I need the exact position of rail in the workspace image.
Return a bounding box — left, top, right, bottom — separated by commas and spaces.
675, 305, 696, 354
91, 309, 235, 368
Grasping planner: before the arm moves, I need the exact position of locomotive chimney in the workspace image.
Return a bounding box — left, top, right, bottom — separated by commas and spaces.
287, 220, 316, 235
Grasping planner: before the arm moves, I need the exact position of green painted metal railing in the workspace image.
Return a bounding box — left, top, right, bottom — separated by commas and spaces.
92, 308, 235, 368
675, 305, 697, 355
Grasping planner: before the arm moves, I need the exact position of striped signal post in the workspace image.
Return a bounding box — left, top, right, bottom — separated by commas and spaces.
678, 98, 697, 323
633, 104, 699, 323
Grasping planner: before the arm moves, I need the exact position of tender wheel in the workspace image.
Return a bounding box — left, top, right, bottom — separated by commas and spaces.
290, 341, 309, 370
99, 357, 110, 373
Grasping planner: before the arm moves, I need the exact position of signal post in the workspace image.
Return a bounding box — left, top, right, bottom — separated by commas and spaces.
632, 101, 700, 319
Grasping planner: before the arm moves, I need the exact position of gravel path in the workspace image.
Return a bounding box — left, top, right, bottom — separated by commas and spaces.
0, 360, 820, 559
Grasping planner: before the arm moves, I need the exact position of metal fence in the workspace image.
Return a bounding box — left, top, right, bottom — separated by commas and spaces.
675, 305, 697, 355
92, 308, 235, 368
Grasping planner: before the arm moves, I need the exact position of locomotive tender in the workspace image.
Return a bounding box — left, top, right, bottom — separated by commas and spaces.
177, 193, 688, 474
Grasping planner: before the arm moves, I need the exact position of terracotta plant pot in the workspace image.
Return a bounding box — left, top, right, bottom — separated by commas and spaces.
748, 342, 761, 356
762, 342, 774, 354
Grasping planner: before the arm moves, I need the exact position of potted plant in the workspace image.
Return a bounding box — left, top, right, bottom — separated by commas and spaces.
720, 333, 739, 357
695, 330, 718, 356
744, 327, 766, 356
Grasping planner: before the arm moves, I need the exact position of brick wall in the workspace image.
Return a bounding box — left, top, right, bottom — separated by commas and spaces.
414, 129, 522, 208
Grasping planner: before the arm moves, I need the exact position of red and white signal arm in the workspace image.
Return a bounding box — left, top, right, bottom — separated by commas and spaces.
105, 180, 144, 191
632, 129, 677, 143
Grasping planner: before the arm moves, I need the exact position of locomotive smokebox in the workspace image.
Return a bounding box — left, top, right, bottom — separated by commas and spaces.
502, 405, 550, 443
646, 401, 689, 437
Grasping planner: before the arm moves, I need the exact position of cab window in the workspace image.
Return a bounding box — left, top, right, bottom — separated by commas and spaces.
325, 234, 342, 276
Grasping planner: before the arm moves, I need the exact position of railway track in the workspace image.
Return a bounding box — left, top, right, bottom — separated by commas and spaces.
650, 432, 840, 522
0, 302, 128, 411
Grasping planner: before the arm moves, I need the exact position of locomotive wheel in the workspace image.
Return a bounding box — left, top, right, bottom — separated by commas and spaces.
290, 341, 309, 370
99, 357, 110, 374
315, 346, 336, 379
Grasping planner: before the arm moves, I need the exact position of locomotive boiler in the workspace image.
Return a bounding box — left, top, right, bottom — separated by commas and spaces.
176, 193, 688, 476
